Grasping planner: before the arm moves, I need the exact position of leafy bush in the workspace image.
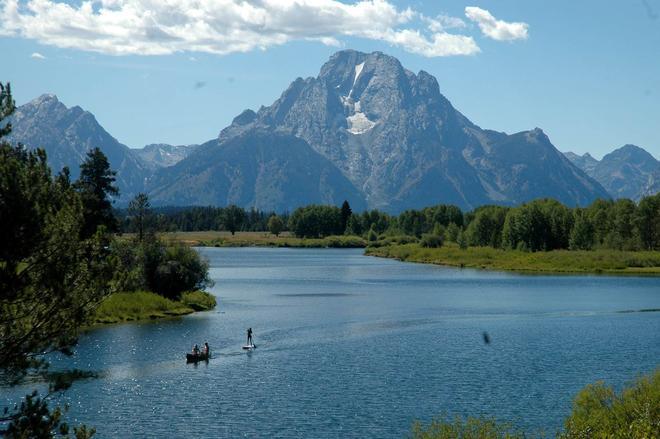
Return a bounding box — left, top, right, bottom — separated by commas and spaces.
420, 234, 443, 248
150, 244, 212, 300
561, 369, 660, 438
111, 237, 212, 300
411, 416, 523, 439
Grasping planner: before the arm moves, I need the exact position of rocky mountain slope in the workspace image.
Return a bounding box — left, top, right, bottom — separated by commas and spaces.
6, 94, 147, 199
7, 50, 614, 212
134, 143, 198, 169
148, 50, 608, 211
565, 145, 660, 201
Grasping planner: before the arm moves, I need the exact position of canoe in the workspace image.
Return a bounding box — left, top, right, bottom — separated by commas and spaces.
186, 352, 209, 362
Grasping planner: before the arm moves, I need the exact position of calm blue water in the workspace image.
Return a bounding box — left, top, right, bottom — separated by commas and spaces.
4, 248, 660, 437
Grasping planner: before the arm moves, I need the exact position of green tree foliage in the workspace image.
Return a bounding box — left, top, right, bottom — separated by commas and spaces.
398, 209, 426, 237
151, 244, 212, 300
0, 140, 112, 376
569, 210, 595, 250
267, 214, 284, 237
423, 204, 464, 228
457, 230, 468, 250
127, 193, 152, 242
3, 390, 96, 439
221, 205, 246, 235
117, 194, 660, 253
637, 193, 660, 250
289, 205, 343, 238
444, 223, 460, 243
561, 369, 659, 438
367, 226, 378, 242
420, 233, 443, 248
111, 235, 212, 300
74, 147, 119, 239
466, 206, 508, 248
340, 200, 352, 233
607, 199, 638, 250
0, 82, 15, 137
411, 416, 523, 439
502, 199, 573, 251
412, 369, 659, 438
0, 83, 104, 437
118, 205, 283, 233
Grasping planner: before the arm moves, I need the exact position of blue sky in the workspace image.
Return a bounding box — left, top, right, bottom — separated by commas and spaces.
1, 0, 659, 159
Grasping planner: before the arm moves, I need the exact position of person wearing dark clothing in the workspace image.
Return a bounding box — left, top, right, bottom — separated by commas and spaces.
247, 328, 253, 346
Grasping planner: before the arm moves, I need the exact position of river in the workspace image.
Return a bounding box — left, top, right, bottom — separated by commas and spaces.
4, 248, 660, 437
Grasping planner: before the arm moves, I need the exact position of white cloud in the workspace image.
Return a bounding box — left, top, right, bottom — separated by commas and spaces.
423, 14, 467, 32
0, 0, 480, 57
465, 6, 528, 41
30, 51, 45, 59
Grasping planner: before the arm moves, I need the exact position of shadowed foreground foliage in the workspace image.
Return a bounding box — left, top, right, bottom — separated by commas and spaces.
411, 369, 660, 438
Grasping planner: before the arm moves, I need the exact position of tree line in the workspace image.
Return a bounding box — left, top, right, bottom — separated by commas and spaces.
121, 196, 660, 251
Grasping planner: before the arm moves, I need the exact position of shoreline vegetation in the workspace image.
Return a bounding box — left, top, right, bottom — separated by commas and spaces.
365, 243, 660, 275
128, 231, 660, 275
91, 290, 217, 326
123, 231, 368, 248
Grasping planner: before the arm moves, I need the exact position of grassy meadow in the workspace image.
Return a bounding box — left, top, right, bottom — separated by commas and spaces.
123, 231, 367, 248
91, 290, 217, 326
366, 243, 660, 275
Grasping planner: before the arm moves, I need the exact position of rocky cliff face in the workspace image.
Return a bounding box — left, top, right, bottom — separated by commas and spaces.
565, 145, 660, 201
6, 94, 147, 199
147, 130, 366, 212
134, 143, 198, 169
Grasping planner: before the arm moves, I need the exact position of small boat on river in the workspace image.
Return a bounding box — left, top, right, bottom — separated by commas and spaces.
186, 352, 209, 362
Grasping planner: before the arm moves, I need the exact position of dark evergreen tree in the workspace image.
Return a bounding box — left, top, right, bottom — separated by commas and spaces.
221, 205, 246, 235
128, 193, 152, 242
0, 83, 105, 437
340, 200, 352, 233
75, 147, 119, 239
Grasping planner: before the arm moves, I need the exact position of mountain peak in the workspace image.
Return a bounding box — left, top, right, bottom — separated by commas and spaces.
604, 144, 657, 165
26, 93, 64, 110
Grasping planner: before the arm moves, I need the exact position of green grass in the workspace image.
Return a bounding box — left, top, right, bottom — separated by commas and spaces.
126, 231, 367, 248
92, 290, 216, 325
366, 243, 660, 275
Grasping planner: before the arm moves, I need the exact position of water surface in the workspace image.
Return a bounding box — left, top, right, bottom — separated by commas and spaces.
5, 248, 659, 437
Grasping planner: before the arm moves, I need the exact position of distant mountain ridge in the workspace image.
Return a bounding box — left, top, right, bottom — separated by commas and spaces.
148, 50, 608, 211
564, 145, 660, 201
7, 50, 637, 212
6, 94, 147, 198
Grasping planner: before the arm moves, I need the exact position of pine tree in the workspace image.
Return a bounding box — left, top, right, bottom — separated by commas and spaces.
75, 147, 119, 239
128, 193, 152, 242
340, 200, 352, 234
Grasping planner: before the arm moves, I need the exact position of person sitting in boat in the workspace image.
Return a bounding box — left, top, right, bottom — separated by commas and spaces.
192, 344, 200, 355
203, 342, 210, 355
247, 328, 253, 346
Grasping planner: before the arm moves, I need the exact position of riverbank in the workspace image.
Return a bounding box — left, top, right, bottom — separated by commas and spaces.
129, 231, 367, 248
91, 290, 216, 325
366, 243, 660, 275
